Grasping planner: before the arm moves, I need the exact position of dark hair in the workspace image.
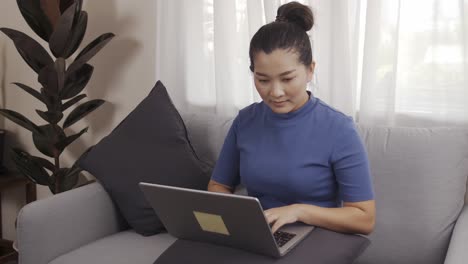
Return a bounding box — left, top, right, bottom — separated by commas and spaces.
249, 1, 314, 72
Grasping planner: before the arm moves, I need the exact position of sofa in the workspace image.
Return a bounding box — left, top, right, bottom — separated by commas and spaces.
16, 112, 468, 264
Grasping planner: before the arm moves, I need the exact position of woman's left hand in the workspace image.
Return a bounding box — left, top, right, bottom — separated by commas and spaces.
264, 204, 301, 233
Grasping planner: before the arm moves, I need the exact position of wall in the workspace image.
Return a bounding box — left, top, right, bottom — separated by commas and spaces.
0, 0, 157, 241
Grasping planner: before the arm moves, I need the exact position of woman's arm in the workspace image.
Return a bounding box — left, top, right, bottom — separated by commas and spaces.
265, 200, 375, 235
207, 115, 241, 193
296, 200, 375, 235
207, 179, 234, 194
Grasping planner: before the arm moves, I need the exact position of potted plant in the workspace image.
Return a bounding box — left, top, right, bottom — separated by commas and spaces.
0, 0, 114, 194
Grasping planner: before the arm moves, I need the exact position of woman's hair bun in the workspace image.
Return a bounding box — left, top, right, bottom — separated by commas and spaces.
276, 1, 314, 31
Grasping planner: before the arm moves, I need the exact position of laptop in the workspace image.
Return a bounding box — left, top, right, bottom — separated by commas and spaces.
139, 182, 315, 258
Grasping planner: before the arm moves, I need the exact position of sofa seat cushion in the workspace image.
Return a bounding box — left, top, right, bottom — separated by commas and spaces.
49, 230, 177, 264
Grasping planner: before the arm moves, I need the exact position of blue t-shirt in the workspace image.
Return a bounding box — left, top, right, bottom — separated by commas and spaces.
211, 93, 374, 209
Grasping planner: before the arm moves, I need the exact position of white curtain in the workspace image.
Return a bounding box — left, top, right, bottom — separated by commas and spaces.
359, 0, 468, 127
155, 0, 468, 127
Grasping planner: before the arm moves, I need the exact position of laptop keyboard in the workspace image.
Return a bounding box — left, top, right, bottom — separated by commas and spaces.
273, 231, 296, 247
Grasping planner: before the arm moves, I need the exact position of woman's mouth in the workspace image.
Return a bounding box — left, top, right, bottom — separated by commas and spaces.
272, 101, 287, 107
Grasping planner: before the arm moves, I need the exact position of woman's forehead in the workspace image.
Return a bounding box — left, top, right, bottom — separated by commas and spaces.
254, 49, 303, 74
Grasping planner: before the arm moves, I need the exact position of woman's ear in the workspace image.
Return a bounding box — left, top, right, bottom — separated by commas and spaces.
307, 62, 315, 82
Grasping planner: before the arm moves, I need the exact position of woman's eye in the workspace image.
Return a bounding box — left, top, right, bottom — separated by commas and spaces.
283, 77, 294, 82
258, 79, 269, 83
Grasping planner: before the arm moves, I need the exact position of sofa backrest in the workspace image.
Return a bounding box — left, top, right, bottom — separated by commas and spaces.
182, 112, 234, 167
354, 125, 468, 264
181, 112, 468, 264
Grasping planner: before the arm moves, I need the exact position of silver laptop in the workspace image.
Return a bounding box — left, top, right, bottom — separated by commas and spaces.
139, 182, 314, 258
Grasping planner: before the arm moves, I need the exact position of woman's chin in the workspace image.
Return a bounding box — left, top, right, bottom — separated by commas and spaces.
268, 104, 292, 114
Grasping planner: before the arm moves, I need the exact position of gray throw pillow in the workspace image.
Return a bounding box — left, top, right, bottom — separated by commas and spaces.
79, 81, 212, 236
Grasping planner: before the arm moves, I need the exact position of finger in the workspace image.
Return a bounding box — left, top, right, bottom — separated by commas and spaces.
265, 213, 278, 224
271, 219, 285, 233
263, 209, 274, 216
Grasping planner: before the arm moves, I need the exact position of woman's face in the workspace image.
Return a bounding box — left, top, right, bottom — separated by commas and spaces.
253, 49, 314, 114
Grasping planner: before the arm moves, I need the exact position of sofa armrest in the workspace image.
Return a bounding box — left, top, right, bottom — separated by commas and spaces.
17, 181, 128, 264
445, 204, 468, 264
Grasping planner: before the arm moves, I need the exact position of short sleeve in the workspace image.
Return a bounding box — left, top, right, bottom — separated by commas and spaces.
210, 115, 241, 188
331, 117, 375, 203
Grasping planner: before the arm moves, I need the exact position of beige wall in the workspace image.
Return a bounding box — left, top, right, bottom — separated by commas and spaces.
0, 0, 157, 240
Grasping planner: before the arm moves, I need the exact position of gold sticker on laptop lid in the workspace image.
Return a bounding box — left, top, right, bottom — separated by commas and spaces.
193, 211, 230, 236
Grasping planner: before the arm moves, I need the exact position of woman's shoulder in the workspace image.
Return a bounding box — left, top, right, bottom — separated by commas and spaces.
314, 98, 352, 121
313, 98, 356, 134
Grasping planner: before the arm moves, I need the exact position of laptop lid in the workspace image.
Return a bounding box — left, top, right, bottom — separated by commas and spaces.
139, 182, 313, 258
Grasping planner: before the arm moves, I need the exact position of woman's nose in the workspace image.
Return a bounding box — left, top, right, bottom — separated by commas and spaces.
270, 82, 285, 98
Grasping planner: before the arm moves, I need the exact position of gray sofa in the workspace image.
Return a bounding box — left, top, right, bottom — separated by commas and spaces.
17, 112, 468, 264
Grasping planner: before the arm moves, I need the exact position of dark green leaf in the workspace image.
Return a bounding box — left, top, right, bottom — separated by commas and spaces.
17, 0, 53, 41
0, 28, 53, 73
48, 180, 55, 194
36, 109, 63, 124
61, 94, 86, 111
48, 169, 60, 194
32, 124, 66, 157
38, 58, 66, 96
38, 64, 58, 96
11, 148, 50, 185
63, 99, 104, 128
61, 0, 82, 27
40, 88, 60, 112
49, 3, 76, 58
0, 109, 40, 133
63, 11, 87, 58
60, 64, 93, 99
12, 82, 47, 105
49, 167, 80, 193
66, 1, 85, 55
55, 127, 88, 153
68, 164, 82, 178
67, 33, 115, 73
59, 0, 79, 14
61, 167, 80, 192
75, 32, 114, 61
39, 0, 61, 29
31, 156, 55, 172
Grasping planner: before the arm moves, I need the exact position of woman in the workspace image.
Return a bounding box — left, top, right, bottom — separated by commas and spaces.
207, 1, 375, 235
